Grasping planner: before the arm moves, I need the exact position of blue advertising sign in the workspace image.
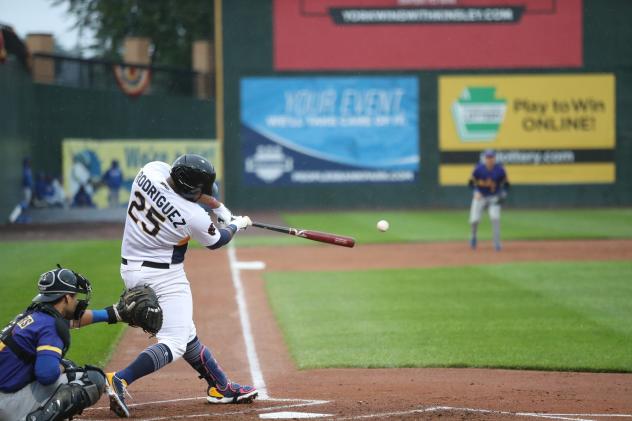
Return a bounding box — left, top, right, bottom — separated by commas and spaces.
241, 76, 419, 185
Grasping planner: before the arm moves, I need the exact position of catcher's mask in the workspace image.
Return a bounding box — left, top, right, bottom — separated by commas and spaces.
33, 265, 92, 320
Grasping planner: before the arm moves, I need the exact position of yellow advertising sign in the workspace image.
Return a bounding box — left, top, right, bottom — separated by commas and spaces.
438, 74, 616, 185
440, 74, 615, 150
62, 139, 221, 208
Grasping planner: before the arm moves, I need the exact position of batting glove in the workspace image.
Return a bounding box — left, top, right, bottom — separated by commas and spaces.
230, 215, 252, 231
212, 204, 233, 226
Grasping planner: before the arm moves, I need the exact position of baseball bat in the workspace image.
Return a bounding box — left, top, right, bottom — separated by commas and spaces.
251, 221, 355, 248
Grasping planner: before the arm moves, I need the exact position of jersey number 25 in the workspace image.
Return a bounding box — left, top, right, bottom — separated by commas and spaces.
127, 191, 165, 236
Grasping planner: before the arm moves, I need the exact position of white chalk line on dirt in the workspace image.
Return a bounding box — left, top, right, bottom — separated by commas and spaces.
86, 396, 328, 411
86, 398, 330, 421
228, 244, 269, 399
337, 405, 632, 421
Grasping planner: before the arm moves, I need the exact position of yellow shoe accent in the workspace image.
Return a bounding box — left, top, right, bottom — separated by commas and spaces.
106, 372, 128, 388
106, 372, 131, 418
208, 387, 225, 399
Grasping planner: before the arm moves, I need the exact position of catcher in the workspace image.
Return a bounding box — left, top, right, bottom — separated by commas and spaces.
0, 265, 162, 421
468, 149, 510, 251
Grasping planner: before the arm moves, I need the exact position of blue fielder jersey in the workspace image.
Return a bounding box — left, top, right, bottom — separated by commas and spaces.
472, 163, 507, 197
0, 311, 64, 392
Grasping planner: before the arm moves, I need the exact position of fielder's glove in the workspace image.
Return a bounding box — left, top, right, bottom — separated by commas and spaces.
497, 190, 508, 204
230, 215, 252, 231
109, 285, 163, 336
212, 204, 233, 226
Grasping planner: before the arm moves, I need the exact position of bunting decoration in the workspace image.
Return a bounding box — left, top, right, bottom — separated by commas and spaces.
113, 65, 151, 97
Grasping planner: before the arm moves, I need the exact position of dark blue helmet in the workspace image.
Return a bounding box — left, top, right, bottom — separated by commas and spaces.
33, 266, 91, 303
33, 265, 92, 320
170, 154, 216, 202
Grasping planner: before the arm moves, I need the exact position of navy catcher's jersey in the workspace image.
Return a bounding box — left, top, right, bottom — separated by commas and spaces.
471, 163, 507, 197
0, 311, 64, 392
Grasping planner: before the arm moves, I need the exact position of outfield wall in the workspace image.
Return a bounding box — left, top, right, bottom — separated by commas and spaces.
220, 0, 632, 210
0, 62, 215, 218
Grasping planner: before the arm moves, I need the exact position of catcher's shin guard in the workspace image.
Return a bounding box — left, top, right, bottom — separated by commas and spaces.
26, 372, 104, 421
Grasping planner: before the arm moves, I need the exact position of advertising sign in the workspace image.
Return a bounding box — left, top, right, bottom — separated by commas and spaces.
274, 0, 582, 70
241, 76, 419, 185
438, 74, 616, 184
63, 139, 220, 208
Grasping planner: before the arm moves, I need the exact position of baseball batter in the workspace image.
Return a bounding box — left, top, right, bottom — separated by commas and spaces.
468, 149, 510, 251
106, 154, 256, 418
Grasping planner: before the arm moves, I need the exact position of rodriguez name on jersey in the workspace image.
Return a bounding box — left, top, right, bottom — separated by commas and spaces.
132, 170, 186, 229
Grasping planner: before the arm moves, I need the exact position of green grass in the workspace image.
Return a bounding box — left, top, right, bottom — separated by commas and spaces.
233, 208, 632, 247
265, 261, 632, 372
0, 240, 126, 366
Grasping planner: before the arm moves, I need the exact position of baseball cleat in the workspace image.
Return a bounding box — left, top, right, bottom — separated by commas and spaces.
207, 383, 258, 404
106, 372, 130, 418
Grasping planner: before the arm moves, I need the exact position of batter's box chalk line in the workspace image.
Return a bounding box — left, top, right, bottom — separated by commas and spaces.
87, 396, 329, 411
86, 397, 330, 421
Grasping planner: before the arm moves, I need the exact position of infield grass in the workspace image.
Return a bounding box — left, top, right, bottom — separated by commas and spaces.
235, 208, 632, 247
0, 240, 125, 367
266, 260, 632, 372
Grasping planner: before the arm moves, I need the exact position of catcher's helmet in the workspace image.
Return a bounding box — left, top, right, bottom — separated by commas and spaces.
170, 154, 216, 202
33, 266, 91, 303
33, 265, 92, 319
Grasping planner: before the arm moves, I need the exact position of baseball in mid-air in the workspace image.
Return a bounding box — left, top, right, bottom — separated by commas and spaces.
377, 219, 390, 232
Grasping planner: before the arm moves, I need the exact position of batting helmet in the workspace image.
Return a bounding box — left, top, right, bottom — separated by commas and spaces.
170, 154, 216, 202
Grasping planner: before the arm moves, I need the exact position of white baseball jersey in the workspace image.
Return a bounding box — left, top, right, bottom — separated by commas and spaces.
121, 161, 221, 264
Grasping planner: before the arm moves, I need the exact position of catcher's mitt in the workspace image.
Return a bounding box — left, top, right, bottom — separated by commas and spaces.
115, 285, 163, 335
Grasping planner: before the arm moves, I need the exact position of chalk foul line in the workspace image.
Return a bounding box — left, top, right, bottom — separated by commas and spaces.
227, 244, 269, 399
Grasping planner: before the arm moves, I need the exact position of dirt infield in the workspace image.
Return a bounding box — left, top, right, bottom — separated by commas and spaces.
82, 240, 632, 420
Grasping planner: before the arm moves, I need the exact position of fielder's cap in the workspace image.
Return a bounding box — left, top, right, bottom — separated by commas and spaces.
484, 149, 496, 157
32, 266, 91, 303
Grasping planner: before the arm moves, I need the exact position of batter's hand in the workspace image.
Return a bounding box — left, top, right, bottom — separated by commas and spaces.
231, 215, 252, 231
212, 204, 233, 226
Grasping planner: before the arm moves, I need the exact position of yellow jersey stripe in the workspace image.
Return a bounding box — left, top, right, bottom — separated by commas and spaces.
0, 341, 5, 352
36, 345, 62, 354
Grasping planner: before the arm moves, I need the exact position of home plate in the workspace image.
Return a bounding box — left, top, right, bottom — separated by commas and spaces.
259, 411, 332, 419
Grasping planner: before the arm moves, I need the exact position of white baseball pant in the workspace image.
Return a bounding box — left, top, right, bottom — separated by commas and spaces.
120, 261, 197, 360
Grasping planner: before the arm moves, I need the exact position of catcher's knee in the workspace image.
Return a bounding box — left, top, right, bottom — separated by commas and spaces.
26, 371, 104, 421
82, 367, 106, 398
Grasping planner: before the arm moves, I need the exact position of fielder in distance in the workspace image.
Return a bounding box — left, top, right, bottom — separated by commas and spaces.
468, 149, 510, 251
